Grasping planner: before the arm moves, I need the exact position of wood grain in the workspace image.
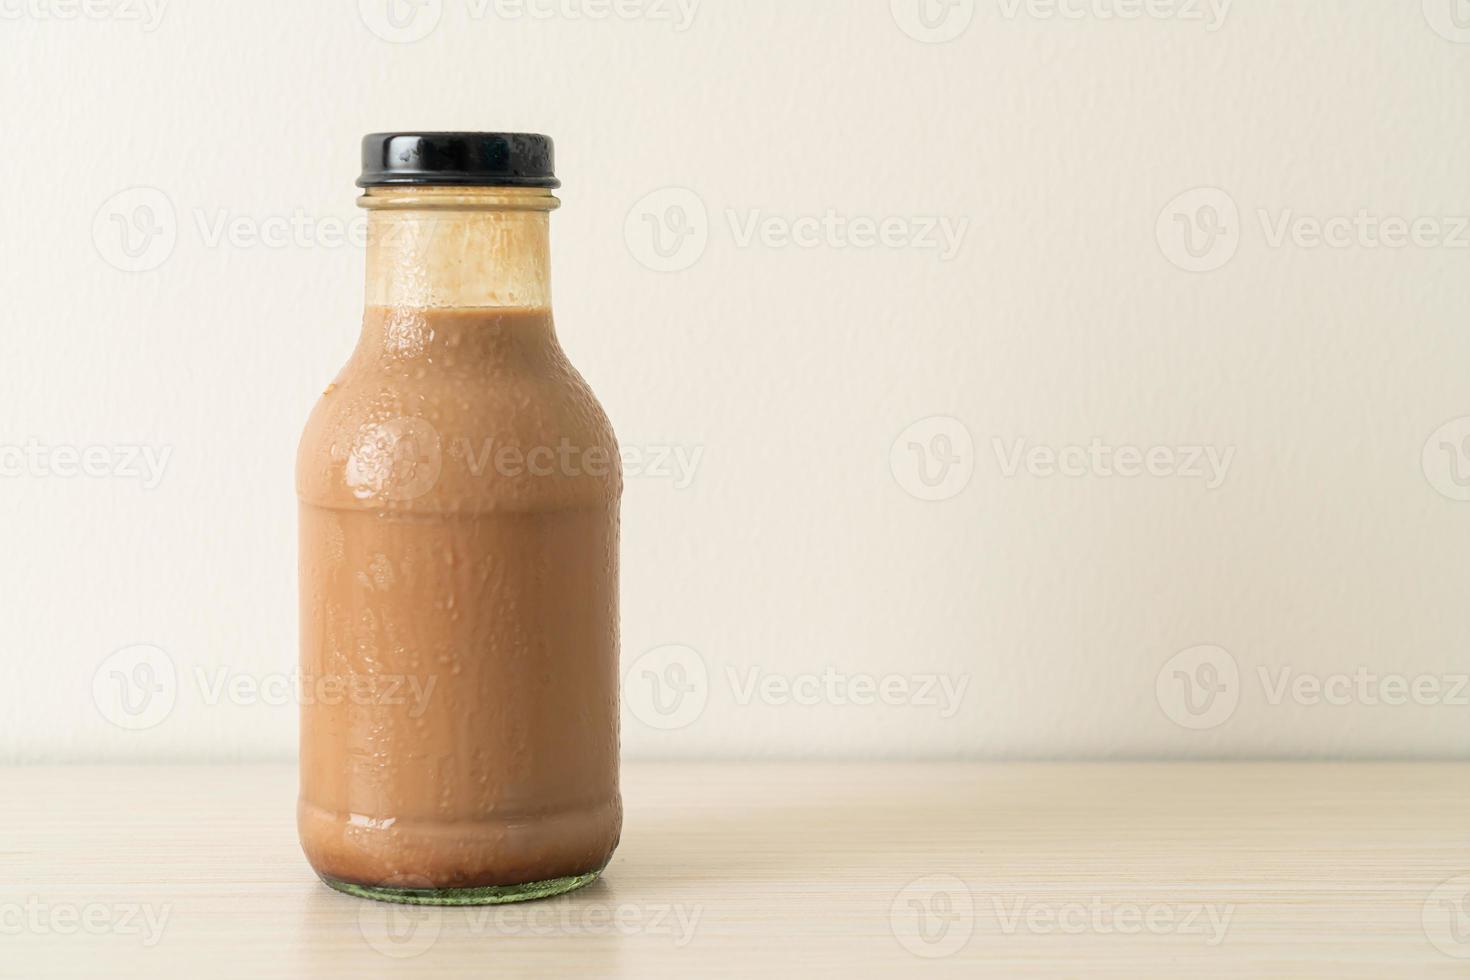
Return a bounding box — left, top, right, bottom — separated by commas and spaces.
1, 763, 1466, 977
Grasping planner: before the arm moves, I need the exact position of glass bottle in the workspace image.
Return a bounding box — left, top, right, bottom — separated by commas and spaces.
296, 133, 621, 905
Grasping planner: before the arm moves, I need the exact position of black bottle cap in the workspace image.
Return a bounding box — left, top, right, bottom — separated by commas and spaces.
358, 132, 560, 188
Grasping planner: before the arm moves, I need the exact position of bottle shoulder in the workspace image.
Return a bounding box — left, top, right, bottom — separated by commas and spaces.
296, 357, 620, 512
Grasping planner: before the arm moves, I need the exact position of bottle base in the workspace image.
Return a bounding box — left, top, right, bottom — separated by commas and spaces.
318, 870, 602, 906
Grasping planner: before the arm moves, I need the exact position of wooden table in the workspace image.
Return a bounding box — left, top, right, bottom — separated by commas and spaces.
3, 763, 1466, 977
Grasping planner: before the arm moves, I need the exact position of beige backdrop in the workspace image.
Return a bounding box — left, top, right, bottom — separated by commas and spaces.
1, 1, 1467, 760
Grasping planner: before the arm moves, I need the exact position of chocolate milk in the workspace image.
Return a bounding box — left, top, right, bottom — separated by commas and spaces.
297, 136, 620, 904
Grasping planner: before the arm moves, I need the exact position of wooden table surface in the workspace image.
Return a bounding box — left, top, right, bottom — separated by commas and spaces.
2, 762, 1467, 977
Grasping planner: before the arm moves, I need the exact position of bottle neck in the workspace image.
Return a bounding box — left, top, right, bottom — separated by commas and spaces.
360, 186, 558, 310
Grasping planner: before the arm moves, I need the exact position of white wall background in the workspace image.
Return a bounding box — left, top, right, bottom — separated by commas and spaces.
2, 1, 1468, 762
